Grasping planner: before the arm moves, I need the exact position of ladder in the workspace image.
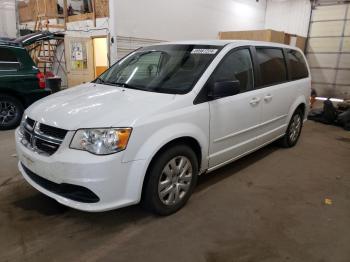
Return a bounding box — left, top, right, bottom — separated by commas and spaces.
34, 38, 64, 74
31, 0, 67, 74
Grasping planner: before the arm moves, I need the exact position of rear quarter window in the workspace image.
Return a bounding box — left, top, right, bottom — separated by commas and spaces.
0, 47, 20, 71
256, 48, 287, 86
0, 47, 17, 62
286, 49, 309, 80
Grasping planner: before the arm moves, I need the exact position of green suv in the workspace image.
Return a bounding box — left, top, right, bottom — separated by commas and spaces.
0, 40, 51, 130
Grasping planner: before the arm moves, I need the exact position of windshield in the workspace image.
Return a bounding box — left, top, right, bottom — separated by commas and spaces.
94, 44, 222, 94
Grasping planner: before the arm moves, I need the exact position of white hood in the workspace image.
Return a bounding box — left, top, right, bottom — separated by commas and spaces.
26, 83, 176, 130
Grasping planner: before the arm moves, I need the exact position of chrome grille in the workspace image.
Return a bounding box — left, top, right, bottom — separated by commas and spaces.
20, 117, 67, 156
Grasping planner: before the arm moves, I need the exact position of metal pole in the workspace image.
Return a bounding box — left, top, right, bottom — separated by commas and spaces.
108, 0, 118, 64
15, 0, 20, 37
332, 4, 349, 97
305, 0, 316, 53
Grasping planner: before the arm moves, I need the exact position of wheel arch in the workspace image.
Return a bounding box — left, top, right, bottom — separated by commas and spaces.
287, 96, 308, 124
147, 136, 202, 174
140, 136, 203, 202
122, 121, 209, 204
295, 103, 306, 118
0, 90, 26, 107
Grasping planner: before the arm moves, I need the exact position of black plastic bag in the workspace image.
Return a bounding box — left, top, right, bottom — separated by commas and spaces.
338, 109, 350, 131
308, 99, 338, 125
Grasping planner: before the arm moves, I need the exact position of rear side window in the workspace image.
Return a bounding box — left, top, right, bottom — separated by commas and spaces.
287, 49, 309, 80
256, 48, 287, 86
0, 47, 17, 62
208, 48, 254, 93
0, 47, 19, 71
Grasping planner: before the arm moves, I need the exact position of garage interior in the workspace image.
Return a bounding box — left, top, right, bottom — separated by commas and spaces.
0, 0, 350, 261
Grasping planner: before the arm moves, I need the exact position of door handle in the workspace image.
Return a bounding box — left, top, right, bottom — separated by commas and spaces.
264, 94, 273, 102
249, 97, 261, 106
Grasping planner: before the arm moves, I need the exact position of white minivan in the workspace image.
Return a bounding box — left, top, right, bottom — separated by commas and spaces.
15, 40, 311, 215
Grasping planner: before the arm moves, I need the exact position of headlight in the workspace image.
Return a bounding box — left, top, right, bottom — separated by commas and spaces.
70, 128, 132, 155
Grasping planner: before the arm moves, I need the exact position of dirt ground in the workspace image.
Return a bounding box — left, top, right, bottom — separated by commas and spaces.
0, 121, 349, 262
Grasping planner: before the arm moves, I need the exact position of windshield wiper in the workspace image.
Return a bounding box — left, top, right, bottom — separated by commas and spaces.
94, 77, 105, 84
112, 82, 146, 91
95, 78, 124, 87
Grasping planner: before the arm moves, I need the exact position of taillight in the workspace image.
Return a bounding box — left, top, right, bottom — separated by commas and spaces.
45, 71, 54, 78
36, 72, 46, 89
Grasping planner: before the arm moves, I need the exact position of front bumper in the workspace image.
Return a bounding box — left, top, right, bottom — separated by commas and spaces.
15, 128, 147, 212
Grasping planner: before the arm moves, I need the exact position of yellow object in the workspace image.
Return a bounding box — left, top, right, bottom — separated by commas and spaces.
324, 198, 332, 205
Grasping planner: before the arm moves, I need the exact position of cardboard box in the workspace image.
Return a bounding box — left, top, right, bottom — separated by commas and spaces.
285, 34, 307, 51
296, 36, 306, 51
218, 29, 286, 44
218, 29, 307, 52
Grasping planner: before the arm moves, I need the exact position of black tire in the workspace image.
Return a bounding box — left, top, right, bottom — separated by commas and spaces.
279, 109, 304, 148
0, 95, 24, 130
142, 144, 198, 216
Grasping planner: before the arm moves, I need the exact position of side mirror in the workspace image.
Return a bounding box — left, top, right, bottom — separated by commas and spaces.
208, 80, 241, 99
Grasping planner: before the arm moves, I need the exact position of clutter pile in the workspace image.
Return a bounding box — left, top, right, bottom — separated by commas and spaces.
308, 99, 350, 131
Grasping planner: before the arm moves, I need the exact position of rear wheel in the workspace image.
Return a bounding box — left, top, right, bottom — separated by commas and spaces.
0, 95, 23, 130
279, 109, 303, 148
143, 144, 198, 216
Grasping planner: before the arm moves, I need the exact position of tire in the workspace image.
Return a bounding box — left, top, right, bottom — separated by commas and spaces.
142, 144, 198, 216
279, 109, 304, 148
0, 95, 24, 130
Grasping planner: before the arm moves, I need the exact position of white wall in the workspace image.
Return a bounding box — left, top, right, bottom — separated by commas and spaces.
0, 0, 17, 38
265, 0, 311, 37
114, 0, 267, 41
64, 18, 110, 36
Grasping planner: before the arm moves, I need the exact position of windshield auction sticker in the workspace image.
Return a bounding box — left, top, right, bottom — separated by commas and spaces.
191, 49, 218, 55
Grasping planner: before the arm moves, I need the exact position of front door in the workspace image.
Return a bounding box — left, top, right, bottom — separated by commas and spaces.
65, 36, 94, 87
208, 48, 263, 169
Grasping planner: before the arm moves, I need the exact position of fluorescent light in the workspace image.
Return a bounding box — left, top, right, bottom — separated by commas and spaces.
232, 2, 255, 17
315, 97, 344, 103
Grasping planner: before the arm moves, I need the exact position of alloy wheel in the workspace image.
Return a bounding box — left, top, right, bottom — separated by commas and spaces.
289, 114, 302, 143
0, 100, 17, 125
158, 156, 193, 206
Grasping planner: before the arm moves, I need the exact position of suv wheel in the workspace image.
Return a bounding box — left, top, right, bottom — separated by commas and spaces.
279, 109, 303, 148
0, 95, 23, 130
143, 144, 198, 216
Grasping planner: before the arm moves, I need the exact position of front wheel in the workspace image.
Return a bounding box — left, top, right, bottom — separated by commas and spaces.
142, 144, 198, 216
279, 109, 303, 148
0, 95, 24, 130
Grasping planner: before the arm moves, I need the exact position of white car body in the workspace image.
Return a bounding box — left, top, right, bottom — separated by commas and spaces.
15, 40, 311, 212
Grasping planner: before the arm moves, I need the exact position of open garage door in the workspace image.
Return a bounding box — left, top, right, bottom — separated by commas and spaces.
306, 2, 350, 99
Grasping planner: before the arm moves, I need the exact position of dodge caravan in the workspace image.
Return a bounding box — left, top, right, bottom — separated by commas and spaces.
15, 41, 311, 215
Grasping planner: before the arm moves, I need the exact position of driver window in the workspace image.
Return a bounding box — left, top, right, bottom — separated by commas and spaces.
209, 49, 254, 93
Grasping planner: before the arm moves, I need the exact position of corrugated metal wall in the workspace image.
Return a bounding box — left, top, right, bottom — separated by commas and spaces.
306, 3, 350, 99
116, 36, 164, 59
